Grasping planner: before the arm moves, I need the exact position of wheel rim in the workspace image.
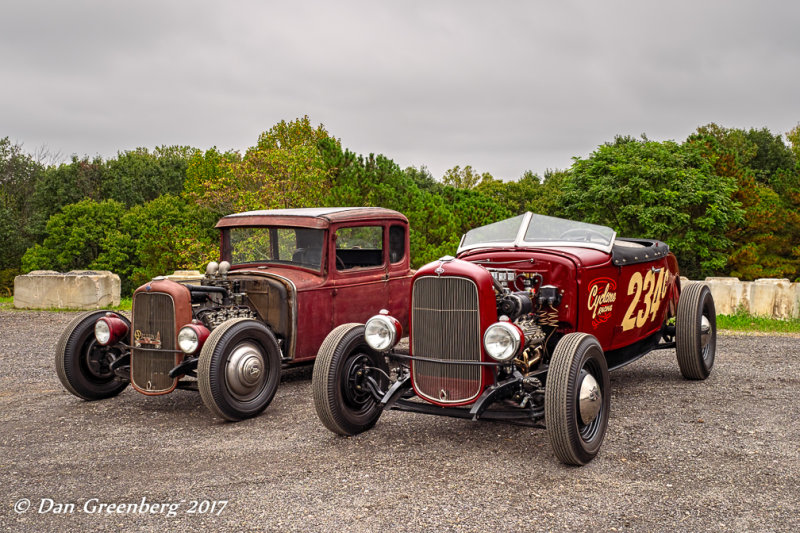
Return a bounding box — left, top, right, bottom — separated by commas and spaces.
578, 371, 601, 425
225, 342, 268, 401
700, 314, 712, 361
577, 360, 604, 442
82, 339, 116, 381
342, 352, 373, 411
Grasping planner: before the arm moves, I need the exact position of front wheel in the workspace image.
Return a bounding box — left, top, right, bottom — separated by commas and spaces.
545, 333, 610, 466
55, 310, 130, 400
198, 319, 282, 421
313, 323, 388, 436
676, 282, 716, 380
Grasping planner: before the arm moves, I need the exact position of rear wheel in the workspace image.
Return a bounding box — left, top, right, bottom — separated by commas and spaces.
313, 323, 388, 436
198, 319, 281, 421
676, 282, 716, 380
55, 310, 130, 400
545, 333, 610, 465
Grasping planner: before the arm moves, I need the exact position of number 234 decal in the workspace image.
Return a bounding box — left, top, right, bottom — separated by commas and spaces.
621, 268, 670, 331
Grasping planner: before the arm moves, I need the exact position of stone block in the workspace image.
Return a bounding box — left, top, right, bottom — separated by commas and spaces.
165, 270, 204, 282
749, 278, 795, 319
703, 277, 747, 315
14, 270, 121, 310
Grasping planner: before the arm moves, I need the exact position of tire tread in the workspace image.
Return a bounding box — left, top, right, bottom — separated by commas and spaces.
312, 323, 368, 436
676, 282, 714, 380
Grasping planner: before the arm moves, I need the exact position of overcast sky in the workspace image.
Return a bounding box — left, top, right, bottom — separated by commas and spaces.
2, 1, 799, 180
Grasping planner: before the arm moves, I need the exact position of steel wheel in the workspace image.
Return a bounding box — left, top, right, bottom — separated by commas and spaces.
313, 323, 388, 436
55, 310, 129, 401
198, 319, 281, 421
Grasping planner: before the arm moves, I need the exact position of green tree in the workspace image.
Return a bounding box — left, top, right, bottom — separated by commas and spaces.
100, 195, 219, 292
0, 138, 44, 282
21, 199, 127, 274
102, 145, 197, 207
186, 116, 338, 214
30, 155, 106, 237
693, 124, 800, 280
562, 135, 742, 279
442, 165, 492, 189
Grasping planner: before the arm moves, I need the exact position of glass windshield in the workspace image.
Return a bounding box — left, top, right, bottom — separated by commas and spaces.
460, 214, 525, 248
229, 226, 325, 270
523, 214, 615, 246
459, 213, 615, 252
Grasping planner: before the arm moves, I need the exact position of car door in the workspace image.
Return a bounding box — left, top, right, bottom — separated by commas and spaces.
331, 223, 390, 326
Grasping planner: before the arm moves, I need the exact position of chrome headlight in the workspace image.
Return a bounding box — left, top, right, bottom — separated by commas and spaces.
364, 312, 401, 351
178, 326, 200, 354
483, 321, 523, 362
94, 313, 129, 346
94, 319, 111, 345
177, 323, 210, 355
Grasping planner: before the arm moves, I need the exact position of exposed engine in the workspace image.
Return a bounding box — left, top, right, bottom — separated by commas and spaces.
489, 268, 561, 376
185, 261, 257, 330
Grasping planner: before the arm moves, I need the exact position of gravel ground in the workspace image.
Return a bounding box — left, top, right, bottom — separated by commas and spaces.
1, 309, 799, 532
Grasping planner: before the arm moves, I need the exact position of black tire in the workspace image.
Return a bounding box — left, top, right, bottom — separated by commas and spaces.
55, 310, 130, 400
676, 282, 716, 380
312, 323, 388, 436
545, 333, 610, 466
198, 318, 281, 421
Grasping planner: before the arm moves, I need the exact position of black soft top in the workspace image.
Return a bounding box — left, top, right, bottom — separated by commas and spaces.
611, 238, 670, 266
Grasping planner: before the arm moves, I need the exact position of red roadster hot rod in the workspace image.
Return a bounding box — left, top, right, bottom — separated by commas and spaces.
312, 213, 716, 465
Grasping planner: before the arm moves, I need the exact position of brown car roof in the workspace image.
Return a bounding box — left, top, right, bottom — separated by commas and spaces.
215, 207, 408, 229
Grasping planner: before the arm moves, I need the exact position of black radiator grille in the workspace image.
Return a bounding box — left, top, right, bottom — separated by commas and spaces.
131, 292, 177, 392
411, 276, 482, 403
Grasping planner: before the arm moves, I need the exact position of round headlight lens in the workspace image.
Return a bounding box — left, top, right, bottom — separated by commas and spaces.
483, 322, 522, 362
178, 326, 200, 354
365, 315, 397, 351
94, 319, 111, 345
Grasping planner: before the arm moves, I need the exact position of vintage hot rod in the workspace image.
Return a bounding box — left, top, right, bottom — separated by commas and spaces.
55, 207, 412, 420
312, 212, 716, 465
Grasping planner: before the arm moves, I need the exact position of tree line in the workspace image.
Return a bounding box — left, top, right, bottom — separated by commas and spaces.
2, 116, 798, 295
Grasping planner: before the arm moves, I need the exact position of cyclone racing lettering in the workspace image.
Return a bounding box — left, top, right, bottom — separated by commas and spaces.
587, 278, 617, 328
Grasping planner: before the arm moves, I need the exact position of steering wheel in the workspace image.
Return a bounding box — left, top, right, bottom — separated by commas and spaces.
559, 227, 608, 243
336, 255, 346, 270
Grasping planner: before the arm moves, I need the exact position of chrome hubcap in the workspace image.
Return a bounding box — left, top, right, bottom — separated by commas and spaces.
226, 342, 266, 400
700, 315, 711, 349
579, 372, 602, 425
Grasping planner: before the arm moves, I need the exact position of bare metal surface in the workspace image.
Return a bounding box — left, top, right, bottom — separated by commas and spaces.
1, 309, 799, 532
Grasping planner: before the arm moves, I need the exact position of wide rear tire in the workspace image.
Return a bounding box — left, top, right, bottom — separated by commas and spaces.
55, 310, 130, 400
313, 323, 388, 436
198, 318, 282, 421
545, 333, 610, 466
676, 282, 716, 380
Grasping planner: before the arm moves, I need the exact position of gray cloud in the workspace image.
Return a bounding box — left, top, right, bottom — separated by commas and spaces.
2, 1, 799, 180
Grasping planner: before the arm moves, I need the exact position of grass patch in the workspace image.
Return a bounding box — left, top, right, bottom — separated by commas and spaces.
717, 311, 800, 333
0, 296, 132, 312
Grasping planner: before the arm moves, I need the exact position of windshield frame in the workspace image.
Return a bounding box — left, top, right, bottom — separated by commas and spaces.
457, 212, 616, 254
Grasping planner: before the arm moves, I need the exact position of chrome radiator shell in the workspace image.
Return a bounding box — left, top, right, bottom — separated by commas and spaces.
410, 276, 483, 404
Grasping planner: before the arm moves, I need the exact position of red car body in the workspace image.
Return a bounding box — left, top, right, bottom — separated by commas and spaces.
313, 213, 716, 465
56, 207, 413, 420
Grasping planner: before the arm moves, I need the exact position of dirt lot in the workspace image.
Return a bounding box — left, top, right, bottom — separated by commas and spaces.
1, 309, 798, 532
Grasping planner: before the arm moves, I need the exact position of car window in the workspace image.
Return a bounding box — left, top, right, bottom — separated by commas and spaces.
335, 226, 384, 270
389, 225, 406, 264
229, 227, 324, 270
